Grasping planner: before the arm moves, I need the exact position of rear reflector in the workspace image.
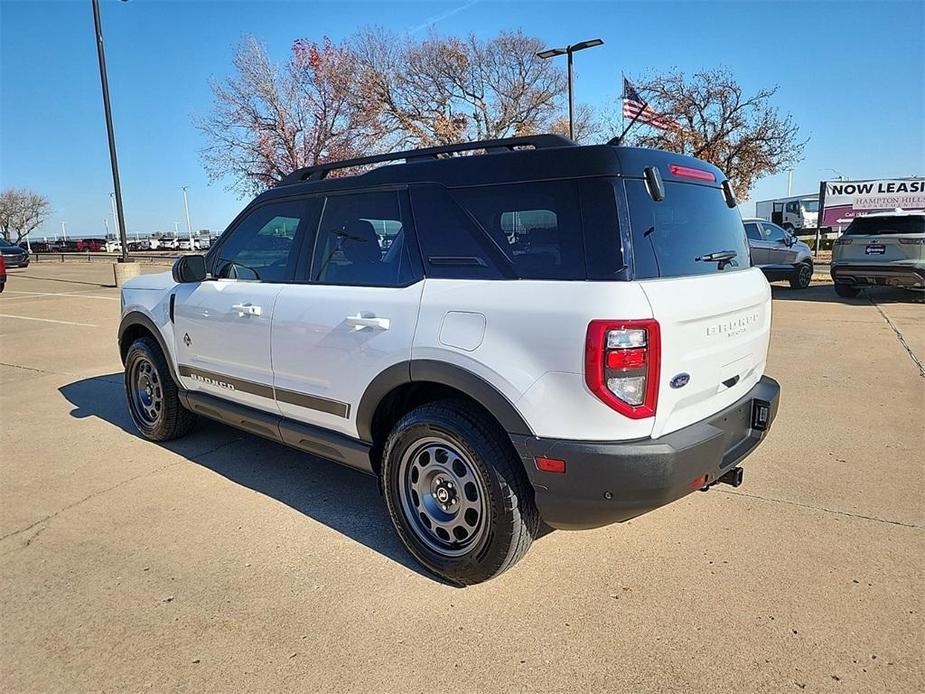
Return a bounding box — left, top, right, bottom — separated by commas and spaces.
669, 163, 716, 182
535, 457, 566, 474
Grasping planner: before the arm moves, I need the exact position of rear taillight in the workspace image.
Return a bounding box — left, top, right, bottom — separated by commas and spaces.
834, 237, 852, 246
898, 238, 925, 245
585, 319, 660, 419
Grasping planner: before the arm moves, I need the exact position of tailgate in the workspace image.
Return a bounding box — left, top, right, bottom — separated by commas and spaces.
839, 235, 921, 263
640, 268, 771, 438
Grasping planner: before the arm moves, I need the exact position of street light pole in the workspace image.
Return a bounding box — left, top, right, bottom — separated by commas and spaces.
92, 0, 129, 263
181, 186, 194, 248
537, 38, 603, 141
61, 221, 68, 242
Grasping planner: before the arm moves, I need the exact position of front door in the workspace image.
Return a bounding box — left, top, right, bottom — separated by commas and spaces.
271, 189, 424, 439
761, 222, 797, 266
173, 197, 311, 412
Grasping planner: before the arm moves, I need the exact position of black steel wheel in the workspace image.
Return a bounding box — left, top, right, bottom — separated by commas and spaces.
124, 336, 196, 441
382, 400, 539, 585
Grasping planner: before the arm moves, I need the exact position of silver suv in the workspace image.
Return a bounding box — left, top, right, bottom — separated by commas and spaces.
743, 218, 813, 289
831, 211, 925, 297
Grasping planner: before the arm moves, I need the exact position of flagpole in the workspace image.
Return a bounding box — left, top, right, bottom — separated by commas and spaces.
620, 71, 626, 138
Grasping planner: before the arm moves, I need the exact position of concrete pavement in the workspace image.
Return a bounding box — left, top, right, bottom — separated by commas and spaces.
1, 264, 922, 693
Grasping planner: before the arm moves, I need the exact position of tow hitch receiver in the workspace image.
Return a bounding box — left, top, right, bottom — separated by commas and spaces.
718, 467, 744, 488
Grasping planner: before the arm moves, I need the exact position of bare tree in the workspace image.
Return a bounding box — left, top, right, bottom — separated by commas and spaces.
549, 104, 603, 144
0, 189, 51, 244
196, 36, 383, 197
355, 28, 566, 147
621, 68, 806, 198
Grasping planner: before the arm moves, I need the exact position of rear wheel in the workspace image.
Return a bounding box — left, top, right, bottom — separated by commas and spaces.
382, 401, 539, 585
834, 283, 860, 298
124, 336, 196, 441
789, 261, 813, 289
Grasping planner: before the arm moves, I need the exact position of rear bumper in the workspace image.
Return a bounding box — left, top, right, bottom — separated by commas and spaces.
831, 262, 925, 288
511, 376, 780, 530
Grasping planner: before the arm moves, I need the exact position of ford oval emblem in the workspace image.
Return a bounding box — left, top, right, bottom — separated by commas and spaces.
670, 373, 690, 389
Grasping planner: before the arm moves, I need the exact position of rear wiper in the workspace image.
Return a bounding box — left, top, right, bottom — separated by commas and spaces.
695, 250, 738, 270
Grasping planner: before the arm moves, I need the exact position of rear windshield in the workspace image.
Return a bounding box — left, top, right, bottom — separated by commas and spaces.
624, 179, 749, 279
844, 216, 924, 235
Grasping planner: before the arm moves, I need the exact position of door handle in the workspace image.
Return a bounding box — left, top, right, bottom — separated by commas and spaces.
231, 303, 262, 317
345, 314, 391, 330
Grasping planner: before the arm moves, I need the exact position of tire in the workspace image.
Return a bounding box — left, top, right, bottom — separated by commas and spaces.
124, 336, 196, 441
381, 400, 539, 585
834, 283, 860, 298
789, 261, 813, 289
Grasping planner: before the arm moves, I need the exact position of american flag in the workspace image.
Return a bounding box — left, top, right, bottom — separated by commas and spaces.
622, 77, 678, 131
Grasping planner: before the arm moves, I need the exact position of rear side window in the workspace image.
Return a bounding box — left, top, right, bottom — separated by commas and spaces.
844, 216, 924, 235
410, 185, 509, 280
310, 191, 419, 287
744, 222, 762, 241
452, 181, 585, 280
624, 179, 750, 279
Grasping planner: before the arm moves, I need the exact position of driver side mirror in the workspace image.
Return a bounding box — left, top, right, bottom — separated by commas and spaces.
172, 254, 206, 283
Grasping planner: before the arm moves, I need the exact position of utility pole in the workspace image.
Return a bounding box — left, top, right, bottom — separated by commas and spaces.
181, 186, 194, 248
787, 170, 793, 197
536, 39, 604, 140
61, 221, 68, 242
92, 0, 129, 263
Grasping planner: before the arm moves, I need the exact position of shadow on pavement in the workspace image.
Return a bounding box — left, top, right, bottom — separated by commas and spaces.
770, 283, 922, 305
58, 373, 460, 585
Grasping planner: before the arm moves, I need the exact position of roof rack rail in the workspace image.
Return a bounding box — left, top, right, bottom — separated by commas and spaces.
276, 134, 576, 186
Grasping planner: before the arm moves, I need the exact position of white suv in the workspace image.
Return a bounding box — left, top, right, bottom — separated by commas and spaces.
118, 136, 780, 585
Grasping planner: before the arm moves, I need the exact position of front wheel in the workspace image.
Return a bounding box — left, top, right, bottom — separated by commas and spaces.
124, 336, 196, 441
789, 262, 813, 289
834, 283, 860, 298
381, 401, 539, 585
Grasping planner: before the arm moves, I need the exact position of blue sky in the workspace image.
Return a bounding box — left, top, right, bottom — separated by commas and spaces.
1, 0, 923, 238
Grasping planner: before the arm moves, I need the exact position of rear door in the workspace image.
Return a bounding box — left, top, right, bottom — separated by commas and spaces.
271, 189, 424, 439
744, 221, 768, 265
622, 175, 770, 438
173, 198, 310, 412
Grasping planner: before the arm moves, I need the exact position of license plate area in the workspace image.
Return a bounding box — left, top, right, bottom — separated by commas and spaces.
865, 244, 886, 255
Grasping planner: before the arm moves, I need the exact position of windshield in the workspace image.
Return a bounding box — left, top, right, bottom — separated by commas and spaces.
801, 200, 819, 213
624, 179, 750, 279
845, 215, 925, 235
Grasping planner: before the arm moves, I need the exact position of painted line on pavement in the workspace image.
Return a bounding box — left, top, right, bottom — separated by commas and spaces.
2, 290, 119, 301
0, 313, 99, 327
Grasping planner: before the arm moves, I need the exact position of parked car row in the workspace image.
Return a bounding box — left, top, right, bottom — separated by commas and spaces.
17, 237, 213, 254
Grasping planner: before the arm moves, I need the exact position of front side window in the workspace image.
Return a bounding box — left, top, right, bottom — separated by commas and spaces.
213, 200, 306, 282
761, 222, 788, 243
786, 201, 799, 213
311, 190, 417, 287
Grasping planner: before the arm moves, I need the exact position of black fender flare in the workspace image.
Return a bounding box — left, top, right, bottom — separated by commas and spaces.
118, 311, 180, 385
355, 359, 533, 442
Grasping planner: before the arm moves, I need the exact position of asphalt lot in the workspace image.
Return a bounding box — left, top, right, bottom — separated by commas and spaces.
1, 263, 922, 693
